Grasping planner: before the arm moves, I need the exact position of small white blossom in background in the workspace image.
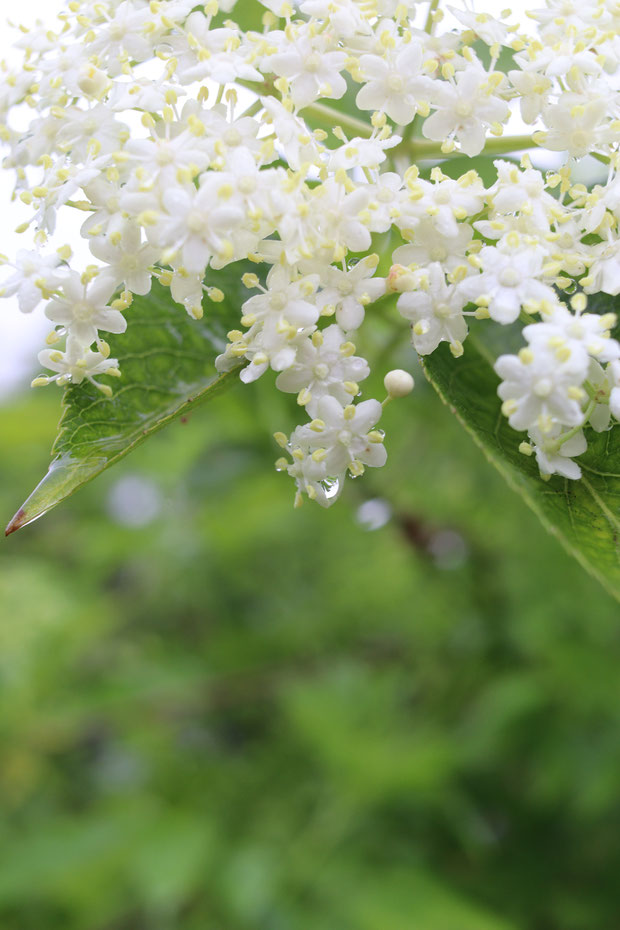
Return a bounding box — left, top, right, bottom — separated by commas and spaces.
1, 0, 620, 505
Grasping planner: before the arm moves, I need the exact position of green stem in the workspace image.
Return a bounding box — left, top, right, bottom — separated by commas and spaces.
583, 380, 599, 401
555, 399, 597, 449
304, 101, 374, 137
396, 133, 537, 161
583, 378, 610, 404
236, 77, 375, 138
424, 0, 441, 33
240, 98, 263, 119
237, 75, 537, 158
590, 150, 611, 166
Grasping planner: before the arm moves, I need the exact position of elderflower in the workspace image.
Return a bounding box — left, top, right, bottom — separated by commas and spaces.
2, 0, 620, 506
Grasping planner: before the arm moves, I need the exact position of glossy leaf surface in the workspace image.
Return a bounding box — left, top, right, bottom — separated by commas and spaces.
423, 323, 620, 601
6, 271, 244, 534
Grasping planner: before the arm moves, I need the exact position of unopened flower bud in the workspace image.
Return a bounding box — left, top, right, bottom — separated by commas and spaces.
384, 369, 414, 398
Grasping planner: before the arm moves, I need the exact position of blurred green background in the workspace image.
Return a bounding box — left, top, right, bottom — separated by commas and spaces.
1, 353, 620, 930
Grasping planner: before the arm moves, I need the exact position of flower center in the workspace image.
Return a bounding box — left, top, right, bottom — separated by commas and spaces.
73, 300, 93, 321
387, 74, 405, 93
305, 53, 322, 73
435, 302, 452, 319
156, 147, 174, 165
121, 255, 139, 271
313, 363, 329, 379
238, 176, 256, 194
455, 100, 473, 118
223, 128, 242, 146
499, 267, 521, 287
270, 291, 287, 311
570, 130, 588, 152
533, 378, 553, 398
187, 210, 205, 233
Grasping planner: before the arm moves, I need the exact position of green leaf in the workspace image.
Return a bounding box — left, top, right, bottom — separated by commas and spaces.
422, 324, 620, 602
352, 869, 519, 930
322, 866, 520, 930
212, 0, 265, 31
6, 269, 245, 535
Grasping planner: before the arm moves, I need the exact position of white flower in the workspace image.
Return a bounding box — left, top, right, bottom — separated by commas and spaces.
169, 268, 206, 320
295, 396, 386, 476
258, 0, 294, 15
458, 243, 556, 324
108, 77, 185, 114
89, 224, 158, 296
300, 0, 370, 38
0, 250, 67, 313
537, 97, 616, 159
237, 315, 315, 383
507, 68, 552, 124
524, 305, 620, 365
397, 171, 485, 239
275, 325, 370, 412
423, 66, 509, 156
124, 127, 210, 186
148, 176, 245, 273
355, 42, 428, 125
280, 443, 335, 508
84, 1, 159, 72
587, 360, 619, 431
490, 160, 557, 231
37, 335, 120, 392
169, 14, 261, 85
495, 344, 588, 433
328, 134, 400, 173
261, 97, 324, 171
310, 255, 385, 331
392, 221, 473, 272
312, 180, 374, 258
528, 424, 587, 480
240, 266, 319, 330
448, 7, 508, 46
54, 105, 127, 160
582, 237, 620, 296
397, 263, 468, 355
44, 272, 125, 346
269, 33, 347, 109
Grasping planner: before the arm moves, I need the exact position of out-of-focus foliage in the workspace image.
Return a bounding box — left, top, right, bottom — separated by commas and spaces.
1, 360, 620, 930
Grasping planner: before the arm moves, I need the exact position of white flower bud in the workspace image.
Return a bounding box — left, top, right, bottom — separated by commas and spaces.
77, 66, 109, 99
384, 369, 414, 398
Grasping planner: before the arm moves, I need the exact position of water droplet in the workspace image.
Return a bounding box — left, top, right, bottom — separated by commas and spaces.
321, 477, 341, 501
356, 498, 391, 531
428, 529, 468, 570
106, 474, 162, 527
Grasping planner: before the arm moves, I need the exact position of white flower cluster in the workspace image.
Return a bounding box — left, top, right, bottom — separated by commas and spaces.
2, 0, 620, 503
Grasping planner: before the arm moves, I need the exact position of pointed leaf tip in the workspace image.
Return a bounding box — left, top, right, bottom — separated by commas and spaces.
6, 269, 246, 532
5, 508, 27, 537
